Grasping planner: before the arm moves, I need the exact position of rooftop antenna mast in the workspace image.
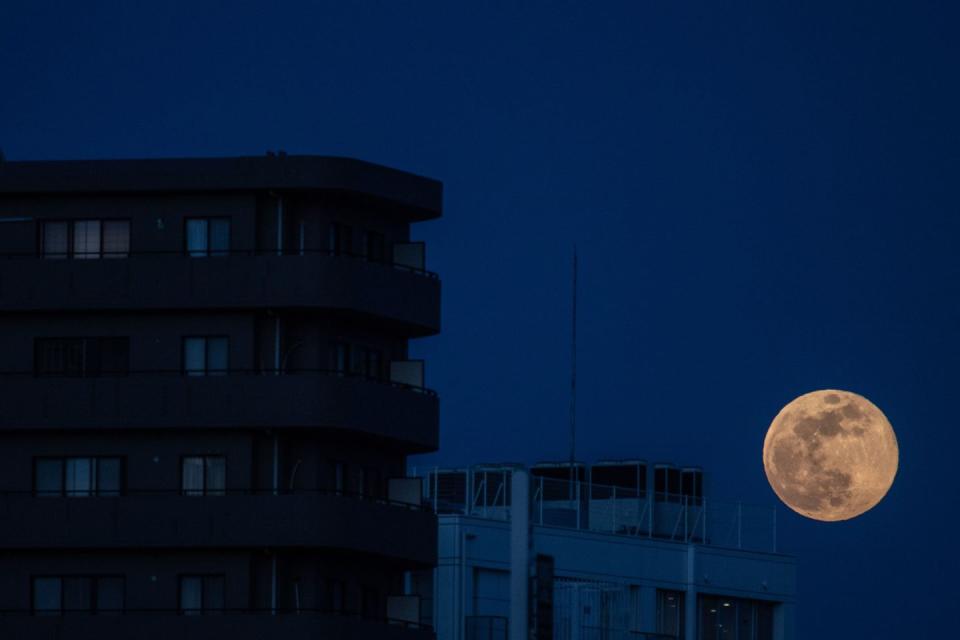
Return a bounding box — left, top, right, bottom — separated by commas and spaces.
569, 247, 578, 489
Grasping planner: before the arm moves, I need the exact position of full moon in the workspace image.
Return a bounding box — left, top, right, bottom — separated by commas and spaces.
763, 389, 898, 522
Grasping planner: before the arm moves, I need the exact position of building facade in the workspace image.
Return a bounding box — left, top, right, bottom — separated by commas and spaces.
415, 463, 796, 640
0, 155, 442, 639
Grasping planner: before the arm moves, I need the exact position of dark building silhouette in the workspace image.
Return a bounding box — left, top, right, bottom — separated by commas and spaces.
0, 155, 442, 639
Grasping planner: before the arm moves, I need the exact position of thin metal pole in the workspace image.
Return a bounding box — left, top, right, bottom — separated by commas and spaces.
737, 501, 743, 549
568, 248, 577, 485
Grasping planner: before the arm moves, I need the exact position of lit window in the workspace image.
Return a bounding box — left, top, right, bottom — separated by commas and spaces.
185, 218, 230, 257
31, 576, 124, 614
34, 457, 123, 497
40, 220, 130, 259
179, 575, 225, 614
181, 456, 226, 496
182, 336, 229, 376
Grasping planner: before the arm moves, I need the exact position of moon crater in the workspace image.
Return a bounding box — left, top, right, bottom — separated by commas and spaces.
763, 390, 898, 522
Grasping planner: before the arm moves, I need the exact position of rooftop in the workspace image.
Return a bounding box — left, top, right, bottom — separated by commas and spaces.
0, 154, 442, 220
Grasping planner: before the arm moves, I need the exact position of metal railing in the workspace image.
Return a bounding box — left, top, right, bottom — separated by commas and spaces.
0, 486, 428, 511
0, 367, 437, 396
0, 247, 439, 279
0, 607, 431, 629
421, 468, 777, 553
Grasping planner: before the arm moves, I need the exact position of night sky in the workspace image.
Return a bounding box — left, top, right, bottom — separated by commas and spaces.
2, 1, 957, 637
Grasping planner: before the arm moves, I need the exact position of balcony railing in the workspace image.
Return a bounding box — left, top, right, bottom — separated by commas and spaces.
2, 367, 436, 396
0, 609, 435, 640
0, 247, 438, 279
0, 485, 428, 510
420, 468, 778, 554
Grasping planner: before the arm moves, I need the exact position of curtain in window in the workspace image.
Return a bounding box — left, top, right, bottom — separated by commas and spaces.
183, 338, 206, 376
180, 576, 203, 614
205, 457, 226, 495
73, 221, 101, 259
209, 219, 230, 256
186, 219, 208, 257
182, 457, 205, 496
42, 222, 69, 258
32, 577, 62, 615
206, 337, 228, 375
65, 458, 93, 496
35, 459, 64, 496
102, 221, 130, 258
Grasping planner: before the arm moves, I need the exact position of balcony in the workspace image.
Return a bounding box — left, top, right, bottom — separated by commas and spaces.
0, 491, 436, 565
0, 371, 439, 451
0, 251, 440, 335
0, 612, 434, 640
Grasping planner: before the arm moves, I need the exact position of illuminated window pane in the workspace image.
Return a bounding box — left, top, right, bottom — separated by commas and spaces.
209, 219, 230, 256
73, 221, 101, 259
35, 459, 64, 496
65, 458, 93, 497
42, 222, 69, 258
32, 577, 62, 615
102, 221, 129, 258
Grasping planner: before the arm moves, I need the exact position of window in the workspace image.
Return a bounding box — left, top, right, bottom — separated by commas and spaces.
359, 346, 384, 380
699, 595, 774, 640
362, 230, 386, 263
657, 590, 685, 638
361, 586, 379, 619
34, 337, 129, 377
363, 467, 381, 499
329, 222, 352, 256
328, 579, 345, 613
32, 576, 124, 614
185, 218, 230, 257
41, 220, 129, 259
333, 342, 351, 375
333, 462, 346, 495
181, 456, 226, 496
34, 457, 122, 497
179, 575, 225, 615
182, 336, 229, 376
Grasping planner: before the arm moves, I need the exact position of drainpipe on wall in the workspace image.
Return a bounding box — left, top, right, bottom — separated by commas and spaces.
276, 194, 284, 256
271, 553, 278, 616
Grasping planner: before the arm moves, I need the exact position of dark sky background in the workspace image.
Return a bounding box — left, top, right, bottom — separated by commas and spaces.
2, 1, 957, 637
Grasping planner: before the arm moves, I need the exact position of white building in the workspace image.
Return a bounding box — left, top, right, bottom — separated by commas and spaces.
411, 461, 795, 640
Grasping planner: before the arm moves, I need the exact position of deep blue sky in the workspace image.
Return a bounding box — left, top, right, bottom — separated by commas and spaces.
2, 1, 957, 636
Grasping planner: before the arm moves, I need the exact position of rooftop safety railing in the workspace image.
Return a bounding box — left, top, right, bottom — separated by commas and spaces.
0, 246, 439, 279
422, 468, 778, 553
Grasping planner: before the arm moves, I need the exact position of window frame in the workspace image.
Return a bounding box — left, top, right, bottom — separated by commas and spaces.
32, 455, 125, 497
181, 335, 230, 376
178, 574, 226, 615
39, 219, 131, 259
34, 336, 130, 378
183, 217, 231, 257
30, 574, 126, 615
180, 454, 227, 496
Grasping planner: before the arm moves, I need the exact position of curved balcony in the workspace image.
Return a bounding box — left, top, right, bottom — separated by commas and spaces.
0, 490, 436, 566
0, 251, 440, 336
0, 371, 439, 452
0, 611, 434, 640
